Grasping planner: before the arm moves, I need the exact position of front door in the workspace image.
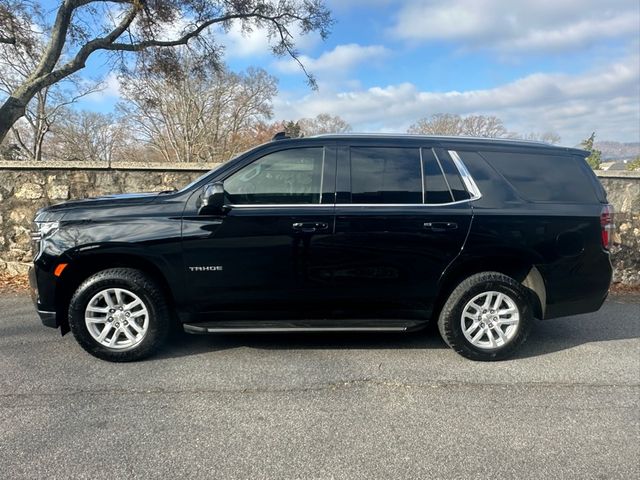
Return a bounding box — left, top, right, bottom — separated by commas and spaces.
329, 144, 473, 319
182, 145, 336, 318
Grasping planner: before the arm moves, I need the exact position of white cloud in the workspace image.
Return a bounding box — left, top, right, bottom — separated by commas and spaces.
220, 22, 321, 59
83, 73, 121, 103
325, 0, 395, 11
221, 23, 273, 58
274, 55, 640, 144
275, 43, 390, 75
391, 0, 640, 53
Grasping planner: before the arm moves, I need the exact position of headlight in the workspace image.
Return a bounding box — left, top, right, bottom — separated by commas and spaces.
31, 222, 60, 257
31, 221, 60, 241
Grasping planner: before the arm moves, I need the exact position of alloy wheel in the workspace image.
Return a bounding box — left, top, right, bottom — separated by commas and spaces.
460, 290, 520, 350
84, 288, 149, 350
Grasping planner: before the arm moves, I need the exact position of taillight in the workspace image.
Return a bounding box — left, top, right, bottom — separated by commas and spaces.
600, 204, 614, 250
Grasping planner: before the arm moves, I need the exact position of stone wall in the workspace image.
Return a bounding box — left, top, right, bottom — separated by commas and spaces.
596, 171, 640, 285
0, 161, 218, 275
0, 161, 639, 284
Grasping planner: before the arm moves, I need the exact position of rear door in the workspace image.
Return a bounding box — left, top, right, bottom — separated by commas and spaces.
330, 142, 474, 319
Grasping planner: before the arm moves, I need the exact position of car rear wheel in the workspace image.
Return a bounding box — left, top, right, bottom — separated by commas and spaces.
438, 272, 533, 361
68, 268, 170, 362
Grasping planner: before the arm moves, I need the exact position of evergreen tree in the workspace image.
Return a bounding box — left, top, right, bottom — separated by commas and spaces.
580, 132, 602, 170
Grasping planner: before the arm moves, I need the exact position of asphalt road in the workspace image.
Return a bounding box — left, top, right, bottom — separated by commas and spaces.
0, 293, 638, 480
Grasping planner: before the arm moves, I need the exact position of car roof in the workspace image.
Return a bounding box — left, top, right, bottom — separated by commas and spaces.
273, 133, 588, 156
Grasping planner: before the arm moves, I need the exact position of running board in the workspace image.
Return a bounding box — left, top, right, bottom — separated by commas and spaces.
183, 319, 427, 334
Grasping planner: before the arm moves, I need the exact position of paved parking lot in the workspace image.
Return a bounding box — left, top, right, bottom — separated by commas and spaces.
0, 293, 638, 479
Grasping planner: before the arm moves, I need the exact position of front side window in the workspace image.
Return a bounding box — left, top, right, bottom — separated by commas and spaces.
350, 147, 422, 204
225, 148, 324, 204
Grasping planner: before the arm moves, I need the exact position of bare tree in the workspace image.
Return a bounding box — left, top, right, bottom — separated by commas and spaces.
407, 113, 464, 136
460, 115, 507, 138
248, 120, 289, 144
408, 113, 507, 138
118, 57, 277, 163
0, 0, 332, 143
518, 131, 562, 144
298, 113, 351, 136
0, 36, 99, 160
50, 110, 125, 163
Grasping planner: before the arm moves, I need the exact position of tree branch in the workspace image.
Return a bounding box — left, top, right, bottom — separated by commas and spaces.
31, 0, 77, 79
105, 13, 254, 51
38, 6, 140, 88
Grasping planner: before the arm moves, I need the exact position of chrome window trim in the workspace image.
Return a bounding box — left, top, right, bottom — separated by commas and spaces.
419, 148, 426, 204
224, 148, 482, 209
227, 199, 475, 208
336, 200, 475, 207
448, 150, 482, 200
228, 204, 331, 208
318, 147, 326, 204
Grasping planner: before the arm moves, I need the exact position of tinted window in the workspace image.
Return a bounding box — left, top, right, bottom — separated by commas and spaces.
421, 148, 453, 204
433, 148, 470, 201
455, 150, 521, 208
225, 148, 324, 204
480, 151, 598, 203
350, 147, 422, 204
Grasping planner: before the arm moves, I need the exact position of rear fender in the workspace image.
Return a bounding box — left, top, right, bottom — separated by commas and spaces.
436, 253, 546, 320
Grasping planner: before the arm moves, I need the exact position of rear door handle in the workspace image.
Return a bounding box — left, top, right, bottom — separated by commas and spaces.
423, 222, 458, 232
292, 222, 329, 233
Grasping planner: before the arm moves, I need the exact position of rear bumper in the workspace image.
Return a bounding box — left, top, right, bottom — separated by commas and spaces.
541, 252, 612, 320
544, 289, 609, 320
29, 267, 58, 328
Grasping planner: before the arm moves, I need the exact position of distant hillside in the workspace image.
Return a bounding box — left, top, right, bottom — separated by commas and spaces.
594, 141, 640, 161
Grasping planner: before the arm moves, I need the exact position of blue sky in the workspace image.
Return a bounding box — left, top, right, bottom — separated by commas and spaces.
75, 0, 640, 146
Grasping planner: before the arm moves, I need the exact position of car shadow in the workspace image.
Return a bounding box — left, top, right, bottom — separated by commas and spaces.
157, 326, 448, 360
513, 297, 640, 359
156, 297, 640, 361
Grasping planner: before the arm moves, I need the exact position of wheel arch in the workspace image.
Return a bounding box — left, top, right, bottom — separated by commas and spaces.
54, 252, 178, 334
435, 253, 546, 322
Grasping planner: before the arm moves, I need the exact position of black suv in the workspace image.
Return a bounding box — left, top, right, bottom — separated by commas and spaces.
29, 134, 613, 362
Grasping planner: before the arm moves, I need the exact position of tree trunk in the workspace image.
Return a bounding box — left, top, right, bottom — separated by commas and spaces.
0, 96, 28, 144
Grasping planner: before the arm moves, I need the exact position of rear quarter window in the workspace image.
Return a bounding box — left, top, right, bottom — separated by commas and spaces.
479, 151, 599, 203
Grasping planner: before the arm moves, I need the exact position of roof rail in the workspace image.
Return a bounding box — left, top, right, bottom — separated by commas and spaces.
272, 131, 290, 141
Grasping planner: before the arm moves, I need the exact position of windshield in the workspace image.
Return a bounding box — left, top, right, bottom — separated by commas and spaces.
177, 163, 227, 193
176, 143, 267, 193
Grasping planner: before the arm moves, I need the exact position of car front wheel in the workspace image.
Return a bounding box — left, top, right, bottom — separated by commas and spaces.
68, 268, 170, 362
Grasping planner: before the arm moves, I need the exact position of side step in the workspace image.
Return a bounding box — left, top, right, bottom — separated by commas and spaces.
183, 319, 427, 334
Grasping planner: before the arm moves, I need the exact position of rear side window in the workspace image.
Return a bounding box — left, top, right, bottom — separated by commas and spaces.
350, 147, 422, 204
433, 149, 470, 201
421, 148, 454, 204
481, 151, 598, 203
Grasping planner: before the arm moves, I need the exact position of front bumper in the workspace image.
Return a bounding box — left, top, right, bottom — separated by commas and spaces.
28, 266, 58, 328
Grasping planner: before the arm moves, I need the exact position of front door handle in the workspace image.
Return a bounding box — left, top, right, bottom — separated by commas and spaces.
292, 222, 329, 233
423, 221, 458, 232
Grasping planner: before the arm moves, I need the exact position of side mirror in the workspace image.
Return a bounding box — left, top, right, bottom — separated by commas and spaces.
199, 182, 226, 214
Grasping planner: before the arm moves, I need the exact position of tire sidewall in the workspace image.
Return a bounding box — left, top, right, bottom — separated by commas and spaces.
69, 270, 167, 361
443, 276, 533, 360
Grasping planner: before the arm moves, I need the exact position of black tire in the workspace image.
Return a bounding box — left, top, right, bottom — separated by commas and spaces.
437, 272, 533, 361
68, 268, 170, 362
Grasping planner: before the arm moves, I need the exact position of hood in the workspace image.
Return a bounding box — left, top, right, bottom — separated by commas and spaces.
43, 192, 160, 213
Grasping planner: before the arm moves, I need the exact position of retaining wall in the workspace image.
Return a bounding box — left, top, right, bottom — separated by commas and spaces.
0, 161, 638, 284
